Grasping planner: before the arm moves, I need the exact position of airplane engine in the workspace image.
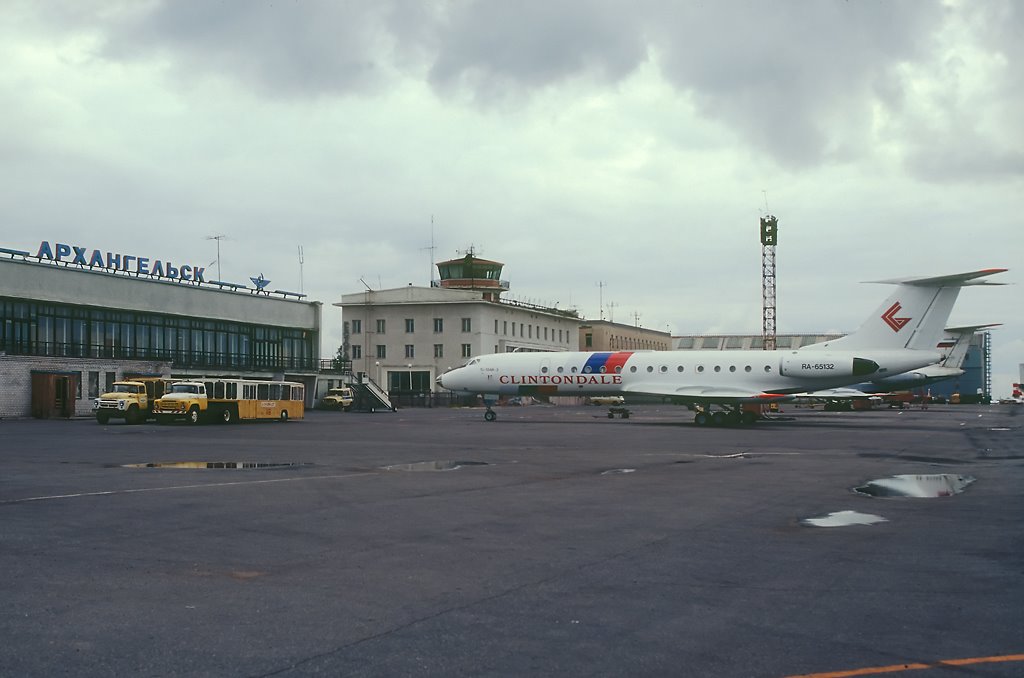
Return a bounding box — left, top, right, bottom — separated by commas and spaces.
780, 354, 880, 379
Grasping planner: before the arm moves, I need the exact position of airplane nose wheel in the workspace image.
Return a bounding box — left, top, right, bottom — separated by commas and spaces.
484, 408, 497, 422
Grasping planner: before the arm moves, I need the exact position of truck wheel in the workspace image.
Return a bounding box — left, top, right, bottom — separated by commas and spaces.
220, 408, 233, 424
96, 411, 110, 425
187, 407, 201, 425
126, 406, 141, 425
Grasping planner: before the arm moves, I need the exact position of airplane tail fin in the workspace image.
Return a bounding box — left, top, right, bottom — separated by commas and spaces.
806, 269, 1006, 352
938, 323, 1001, 369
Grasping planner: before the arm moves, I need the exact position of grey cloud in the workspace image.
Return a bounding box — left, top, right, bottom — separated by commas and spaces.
27, 0, 1023, 179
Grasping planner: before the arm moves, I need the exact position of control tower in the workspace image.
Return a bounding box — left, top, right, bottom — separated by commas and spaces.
434, 250, 509, 302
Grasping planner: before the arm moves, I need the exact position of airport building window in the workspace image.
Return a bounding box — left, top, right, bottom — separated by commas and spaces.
376, 319, 386, 334
461, 318, 471, 332
504, 321, 508, 335
405, 319, 415, 333
376, 345, 386, 359
351, 319, 362, 334
433, 318, 443, 333
352, 345, 362, 360
105, 371, 115, 392
495, 319, 499, 333
404, 344, 414, 358
0, 297, 315, 371
461, 343, 471, 358
434, 344, 443, 358
88, 371, 99, 398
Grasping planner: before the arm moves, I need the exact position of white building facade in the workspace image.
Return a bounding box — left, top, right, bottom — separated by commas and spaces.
337, 286, 582, 395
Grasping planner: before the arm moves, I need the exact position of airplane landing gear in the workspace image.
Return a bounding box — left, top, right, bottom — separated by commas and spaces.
484, 408, 497, 422
694, 406, 759, 427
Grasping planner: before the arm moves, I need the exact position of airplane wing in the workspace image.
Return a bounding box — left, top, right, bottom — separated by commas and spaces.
804, 387, 873, 398
621, 383, 791, 404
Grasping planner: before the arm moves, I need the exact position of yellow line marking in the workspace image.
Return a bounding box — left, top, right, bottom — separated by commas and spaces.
786, 653, 1024, 677
0, 472, 376, 505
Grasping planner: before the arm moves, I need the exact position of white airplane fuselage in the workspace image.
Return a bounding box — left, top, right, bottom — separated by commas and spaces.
438, 348, 942, 401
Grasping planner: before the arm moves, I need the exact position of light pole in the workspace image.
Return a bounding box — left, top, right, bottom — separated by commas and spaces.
375, 361, 381, 386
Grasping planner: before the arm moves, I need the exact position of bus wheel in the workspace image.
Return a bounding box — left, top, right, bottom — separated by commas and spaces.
220, 408, 233, 424
187, 407, 201, 425
280, 410, 289, 422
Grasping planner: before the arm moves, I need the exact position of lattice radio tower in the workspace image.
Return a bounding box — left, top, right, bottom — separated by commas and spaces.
759, 214, 778, 351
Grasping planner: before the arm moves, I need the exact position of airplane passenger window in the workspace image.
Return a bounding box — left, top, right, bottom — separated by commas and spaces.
583, 366, 592, 373
646, 366, 654, 373
677, 366, 684, 372
614, 366, 622, 373
571, 367, 578, 373
541, 366, 548, 373
697, 366, 705, 372
557, 366, 564, 373
660, 366, 667, 373
745, 366, 752, 372
729, 366, 736, 372
764, 365, 772, 372
630, 366, 637, 373
599, 366, 606, 373
714, 366, 721, 372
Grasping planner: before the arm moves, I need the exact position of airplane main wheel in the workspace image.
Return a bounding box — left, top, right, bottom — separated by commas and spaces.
741, 411, 758, 426
712, 411, 729, 426
484, 410, 497, 422
694, 411, 710, 426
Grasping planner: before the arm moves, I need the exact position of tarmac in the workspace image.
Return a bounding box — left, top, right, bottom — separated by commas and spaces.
1, 403, 1022, 677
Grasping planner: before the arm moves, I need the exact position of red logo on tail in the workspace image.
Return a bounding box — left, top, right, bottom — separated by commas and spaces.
881, 302, 911, 332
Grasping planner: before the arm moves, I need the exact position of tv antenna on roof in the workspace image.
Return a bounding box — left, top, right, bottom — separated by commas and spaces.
205, 234, 227, 281
298, 245, 305, 294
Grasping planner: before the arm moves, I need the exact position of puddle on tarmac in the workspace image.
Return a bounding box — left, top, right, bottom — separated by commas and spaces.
854, 473, 975, 498
123, 461, 311, 470
381, 460, 489, 472
601, 468, 636, 475
801, 510, 889, 528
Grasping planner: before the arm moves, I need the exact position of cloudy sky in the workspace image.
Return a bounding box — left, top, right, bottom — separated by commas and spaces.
1, 0, 1021, 394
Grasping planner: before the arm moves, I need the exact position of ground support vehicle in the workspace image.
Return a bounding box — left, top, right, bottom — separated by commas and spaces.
606, 406, 630, 419
153, 381, 208, 424
320, 387, 354, 411
93, 377, 168, 425
588, 396, 625, 406
154, 379, 305, 424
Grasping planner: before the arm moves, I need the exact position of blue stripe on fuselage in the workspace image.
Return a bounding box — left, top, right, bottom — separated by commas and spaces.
583, 352, 612, 373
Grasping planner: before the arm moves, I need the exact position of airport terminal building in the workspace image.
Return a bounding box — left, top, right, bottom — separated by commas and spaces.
337, 253, 582, 401
0, 242, 322, 418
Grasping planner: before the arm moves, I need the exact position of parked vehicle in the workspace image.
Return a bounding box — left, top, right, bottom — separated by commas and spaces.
321, 387, 354, 411
94, 377, 168, 425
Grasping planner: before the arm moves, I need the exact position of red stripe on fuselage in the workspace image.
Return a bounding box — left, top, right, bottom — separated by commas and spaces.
604, 352, 634, 374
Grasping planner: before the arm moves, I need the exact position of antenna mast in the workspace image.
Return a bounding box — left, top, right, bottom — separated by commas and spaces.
298, 245, 305, 295
205, 234, 226, 281
759, 197, 779, 351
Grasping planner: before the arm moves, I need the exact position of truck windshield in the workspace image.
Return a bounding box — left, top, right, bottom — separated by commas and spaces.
112, 384, 135, 393
171, 384, 200, 394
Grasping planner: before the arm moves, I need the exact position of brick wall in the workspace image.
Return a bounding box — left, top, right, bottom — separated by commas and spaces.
0, 355, 169, 418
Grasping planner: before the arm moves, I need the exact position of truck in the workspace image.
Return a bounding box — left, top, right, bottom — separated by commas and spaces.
153, 381, 208, 424
321, 386, 354, 411
94, 377, 168, 425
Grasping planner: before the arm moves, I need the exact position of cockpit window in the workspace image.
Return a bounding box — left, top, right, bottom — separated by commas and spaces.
468, 358, 479, 366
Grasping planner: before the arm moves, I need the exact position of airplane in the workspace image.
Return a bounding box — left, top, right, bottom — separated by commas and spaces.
436, 269, 1007, 426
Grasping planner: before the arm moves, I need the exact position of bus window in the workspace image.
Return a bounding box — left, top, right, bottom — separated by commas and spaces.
269, 383, 282, 400
291, 385, 304, 401
257, 383, 269, 400
214, 381, 225, 399
204, 382, 214, 397
243, 383, 256, 400
227, 382, 237, 400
